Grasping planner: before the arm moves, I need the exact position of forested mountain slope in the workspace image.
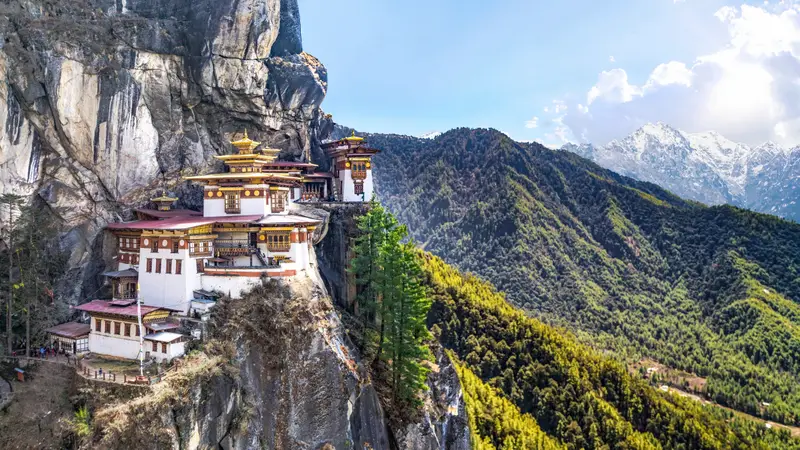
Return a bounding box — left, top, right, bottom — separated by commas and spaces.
368, 128, 800, 425
422, 252, 799, 449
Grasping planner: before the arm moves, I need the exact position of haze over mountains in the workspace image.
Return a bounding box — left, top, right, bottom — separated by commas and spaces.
561, 123, 800, 221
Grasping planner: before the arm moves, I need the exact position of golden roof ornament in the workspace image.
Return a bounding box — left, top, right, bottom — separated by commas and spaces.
230, 129, 261, 154
151, 190, 178, 211
344, 130, 364, 143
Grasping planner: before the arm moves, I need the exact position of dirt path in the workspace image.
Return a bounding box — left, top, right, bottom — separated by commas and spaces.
664, 385, 800, 437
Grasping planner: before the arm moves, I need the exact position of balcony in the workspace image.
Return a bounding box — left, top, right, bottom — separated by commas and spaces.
214, 239, 251, 248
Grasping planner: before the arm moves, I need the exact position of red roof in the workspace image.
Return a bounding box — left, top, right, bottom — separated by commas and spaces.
304, 172, 334, 179
106, 215, 263, 231
75, 300, 163, 318
263, 161, 318, 168
46, 322, 91, 339
134, 209, 202, 219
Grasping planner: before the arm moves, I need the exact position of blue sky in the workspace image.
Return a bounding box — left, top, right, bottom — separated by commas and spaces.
300, 1, 800, 147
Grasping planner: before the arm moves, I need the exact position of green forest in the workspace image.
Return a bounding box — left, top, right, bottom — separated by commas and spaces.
368, 128, 800, 426
421, 251, 800, 449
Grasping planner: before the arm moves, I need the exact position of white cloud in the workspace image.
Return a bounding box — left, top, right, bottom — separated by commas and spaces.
525, 116, 539, 128
543, 106, 550, 113
562, 3, 800, 147
586, 68, 641, 105
609, 55, 616, 63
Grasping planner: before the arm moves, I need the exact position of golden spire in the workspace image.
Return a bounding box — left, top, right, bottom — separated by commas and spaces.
151, 190, 178, 211
230, 129, 261, 154
344, 130, 365, 143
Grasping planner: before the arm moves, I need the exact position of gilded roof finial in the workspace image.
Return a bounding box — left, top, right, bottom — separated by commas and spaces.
230, 129, 260, 154
344, 130, 365, 143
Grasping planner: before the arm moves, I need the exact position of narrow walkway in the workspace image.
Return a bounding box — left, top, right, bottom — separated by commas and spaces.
0, 355, 154, 387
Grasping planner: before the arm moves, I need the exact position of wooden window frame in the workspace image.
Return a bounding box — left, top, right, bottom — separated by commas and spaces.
265, 232, 291, 252
224, 192, 241, 214
152, 341, 157, 352
95, 318, 102, 332
114, 322, 121, 335
354, 181, 364, 195
166, 259, 172, 274
146, 258, 153, 273
124, 323, 131, 337
155, 259, 162, 274
105, 321, 111, 334
161, 342, 167, 353
171, 240, 179, 254
151, 239, 158, 253
270, 191, 286, 213
176, 260, 182, 275
196, 259, 205, 273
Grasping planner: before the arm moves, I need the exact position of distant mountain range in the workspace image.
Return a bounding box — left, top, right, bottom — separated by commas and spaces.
561, 123, 800, 221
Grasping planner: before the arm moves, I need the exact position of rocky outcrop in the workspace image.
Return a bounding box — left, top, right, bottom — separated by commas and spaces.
93, 277, 391, 449
0, 0, 327, 302
394, 343, 470, 450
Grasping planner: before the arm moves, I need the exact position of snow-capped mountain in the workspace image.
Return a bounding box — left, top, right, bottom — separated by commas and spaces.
419, 131, 442, 139
561, 123, 800, 221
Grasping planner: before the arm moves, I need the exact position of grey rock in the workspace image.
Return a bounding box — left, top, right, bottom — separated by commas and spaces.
0, 0, 328, 304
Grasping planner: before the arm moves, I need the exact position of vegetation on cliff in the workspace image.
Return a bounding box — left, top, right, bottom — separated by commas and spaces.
0, 198, 69, 356
422, 252, 800, 449
370, 128, 800, 425
350, 201, 433, 409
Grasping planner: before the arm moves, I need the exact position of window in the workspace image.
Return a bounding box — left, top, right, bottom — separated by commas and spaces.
105, 321, 111, 334
114, 322, 121, 335
76, 337, 88, 353
161, 343, 167, 353
176, 260, 182, 275
265, 233, 291, 252
196, 259, 205, 273
224, 192, 240, 214
95, 318, 102, 332
136, 324, 140, 336
166, 259, 172, 274
354, 182, 364, 195
152, 341, 157, 352
146, 258, 152, 273
151, 239, 158, 253
124, 323, 131, 337
351, 161, 368, 179
155, 259, 162, 273
172, 240, 179, 253
270, 191, 286, 213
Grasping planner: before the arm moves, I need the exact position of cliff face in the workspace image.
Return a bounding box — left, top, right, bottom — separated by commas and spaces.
91, 271, 468, 449
0, 0, 328, 300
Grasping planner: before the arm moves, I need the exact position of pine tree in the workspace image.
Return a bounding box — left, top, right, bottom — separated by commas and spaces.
351, 202, 433, 409
386, 242, 432, 407
349, 198, 388, 320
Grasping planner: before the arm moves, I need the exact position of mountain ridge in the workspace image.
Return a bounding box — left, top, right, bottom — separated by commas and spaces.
561, 122, 800, 220
366, 126, 800, 428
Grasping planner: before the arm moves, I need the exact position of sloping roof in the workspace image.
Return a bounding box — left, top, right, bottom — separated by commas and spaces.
257, 214, 320, 226
148, 322, 180, 332
144, 332, 183, 343
303, 172, 334, 179
134, 209, 202, 219
102, 268, 139, 278
46, 322, 91, 339
106, 215, 263, 231
263, 161, 318, 168
75, 300, 163, 318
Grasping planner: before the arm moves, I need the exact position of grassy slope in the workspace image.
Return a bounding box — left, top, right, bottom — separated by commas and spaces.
369, 128, 800, 425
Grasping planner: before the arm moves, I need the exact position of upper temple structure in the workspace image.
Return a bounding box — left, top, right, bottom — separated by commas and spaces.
60, 131, 381, 362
